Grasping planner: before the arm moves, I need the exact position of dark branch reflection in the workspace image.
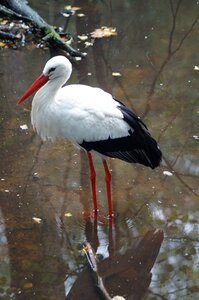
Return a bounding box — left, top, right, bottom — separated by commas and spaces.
67, 222, 164, 299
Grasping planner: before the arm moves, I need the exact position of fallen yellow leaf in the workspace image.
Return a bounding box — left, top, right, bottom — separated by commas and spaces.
64, 212, 72, 217
71, 6, 81, 11
23, 282, 33, 289
91, 26, 117, 39
0, 42, 7, 48
1, 20, 8, 25
64, 6, 81, 11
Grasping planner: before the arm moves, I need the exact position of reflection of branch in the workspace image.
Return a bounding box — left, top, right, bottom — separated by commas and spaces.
163, 154, 199, 197
143, 1, 199, 117
20, 139, 43, 196
170, 138, 188, 167
157, 112, 179, 142
168, 1, 199, 56
148, 2, 198, 98
168, 0, 182, 54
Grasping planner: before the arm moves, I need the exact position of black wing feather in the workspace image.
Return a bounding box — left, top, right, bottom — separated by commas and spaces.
80, 101, 162, 169
114, 98, 148, 130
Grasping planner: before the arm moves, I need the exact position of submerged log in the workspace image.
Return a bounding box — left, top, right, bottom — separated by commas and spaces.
0, 0, 84, 57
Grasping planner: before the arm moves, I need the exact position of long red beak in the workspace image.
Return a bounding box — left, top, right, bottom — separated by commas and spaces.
17, 74, 49, 105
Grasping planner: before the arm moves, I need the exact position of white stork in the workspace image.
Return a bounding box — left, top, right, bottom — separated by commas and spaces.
17, 56, 162, 218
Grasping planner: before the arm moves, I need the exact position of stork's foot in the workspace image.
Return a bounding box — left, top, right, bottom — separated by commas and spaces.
82, 209, 98, 220
82, 210, 115, 224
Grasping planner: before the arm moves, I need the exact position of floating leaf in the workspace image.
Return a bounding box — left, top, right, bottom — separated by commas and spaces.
1, 20, 8, 25
74, 57, 82, 61
0, 41, 8, 48
163, 170, 173, 176
32, 217, 42, 224
64, 212, 72, 217
20, 124, 28, 130
64, 5, 71, 9
91, 26, 117, 39
77, 13, 85, 17
23, 282, 33, 289
77, 35, 88, 41
61, 12, 71, 18
84, 41, 94, 48
62, 6, 81, 17
112, 72, 122, 77
64, 5, 81, 11
192, 135, 199, 140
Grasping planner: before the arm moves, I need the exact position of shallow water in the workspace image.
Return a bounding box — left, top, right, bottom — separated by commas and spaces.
0, 0, 199, 299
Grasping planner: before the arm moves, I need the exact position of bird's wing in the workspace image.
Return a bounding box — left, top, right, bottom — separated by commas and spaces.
114, 99, 148, 130
81, 102, 162, 169
55, 85, 132, 143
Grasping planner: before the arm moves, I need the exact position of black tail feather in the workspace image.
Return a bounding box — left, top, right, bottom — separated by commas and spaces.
80, 103, 162, 169
103, 130, 162, 169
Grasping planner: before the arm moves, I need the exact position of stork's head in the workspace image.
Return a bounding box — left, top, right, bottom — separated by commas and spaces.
43, 55, 72, 81
17, 56, 72, 105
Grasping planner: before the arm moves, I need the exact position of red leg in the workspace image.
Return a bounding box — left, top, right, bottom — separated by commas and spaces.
87, 152, 98, 214
102, 160, 114, 218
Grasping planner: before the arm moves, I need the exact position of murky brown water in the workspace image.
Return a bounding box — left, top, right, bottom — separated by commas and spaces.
0, 0, 199, 299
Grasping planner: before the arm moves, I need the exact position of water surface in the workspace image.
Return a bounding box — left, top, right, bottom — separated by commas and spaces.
0, 1, 198, 299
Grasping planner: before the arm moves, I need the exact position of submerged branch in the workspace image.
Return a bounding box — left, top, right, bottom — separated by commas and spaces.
83, 242, 112, 300
0, 0, 85, 57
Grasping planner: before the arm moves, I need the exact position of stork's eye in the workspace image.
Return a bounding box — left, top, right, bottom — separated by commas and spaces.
48, 67, 56, 74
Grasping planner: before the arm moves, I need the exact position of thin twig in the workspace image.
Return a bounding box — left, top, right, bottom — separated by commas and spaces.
168, 0, 182, 54
163, 154, 199, 197
83, 242, 112, 300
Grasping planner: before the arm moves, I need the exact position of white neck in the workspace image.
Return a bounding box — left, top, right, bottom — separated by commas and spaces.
34, 75, 66, 105
31, 75, 67, 141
